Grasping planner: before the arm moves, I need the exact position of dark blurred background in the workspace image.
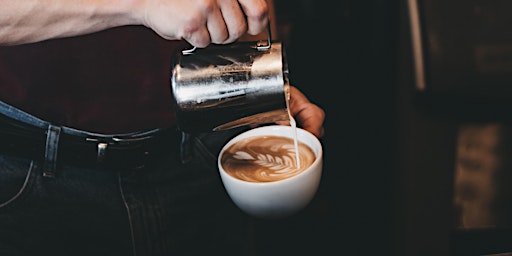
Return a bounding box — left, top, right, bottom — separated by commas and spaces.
252, 0, 512, 255
253, 0, 400, 255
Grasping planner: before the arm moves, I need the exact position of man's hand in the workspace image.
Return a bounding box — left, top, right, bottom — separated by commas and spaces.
277, 86, 325, 138
142, 0, 269, 48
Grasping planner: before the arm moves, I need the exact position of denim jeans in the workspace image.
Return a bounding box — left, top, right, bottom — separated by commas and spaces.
0, 101, 253, 256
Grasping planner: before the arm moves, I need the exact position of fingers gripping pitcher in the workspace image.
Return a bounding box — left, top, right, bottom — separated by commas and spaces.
170, 27, 291, 133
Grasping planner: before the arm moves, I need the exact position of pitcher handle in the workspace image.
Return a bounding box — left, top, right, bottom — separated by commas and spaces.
256, 21, 272, 51
182, 19, 273, 55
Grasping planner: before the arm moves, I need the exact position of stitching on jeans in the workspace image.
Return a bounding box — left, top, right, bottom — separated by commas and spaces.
118, 172, 138, 256
0, 160, 34, 209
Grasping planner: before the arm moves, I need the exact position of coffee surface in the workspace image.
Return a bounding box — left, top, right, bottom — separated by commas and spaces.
220, 135, 316, 182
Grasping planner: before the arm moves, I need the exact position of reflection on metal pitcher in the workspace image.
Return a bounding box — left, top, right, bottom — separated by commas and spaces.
171, 41, 290, 133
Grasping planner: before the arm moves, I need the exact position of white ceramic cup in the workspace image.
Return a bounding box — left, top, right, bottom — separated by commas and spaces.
218, 125, 323, 219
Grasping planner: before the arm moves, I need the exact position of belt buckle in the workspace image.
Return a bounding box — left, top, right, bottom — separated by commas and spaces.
85, 134, 154, 168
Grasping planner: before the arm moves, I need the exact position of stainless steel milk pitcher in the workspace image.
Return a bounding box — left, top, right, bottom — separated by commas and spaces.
170, 31, 291, 133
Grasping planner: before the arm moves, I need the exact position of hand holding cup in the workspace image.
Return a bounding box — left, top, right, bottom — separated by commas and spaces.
218, 125, 323, 219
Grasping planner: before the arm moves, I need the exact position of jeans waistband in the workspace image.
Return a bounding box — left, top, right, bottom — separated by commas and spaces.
0, 100, 181, 176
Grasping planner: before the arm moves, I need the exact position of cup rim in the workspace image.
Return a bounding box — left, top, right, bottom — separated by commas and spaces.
218, 125, 323, 185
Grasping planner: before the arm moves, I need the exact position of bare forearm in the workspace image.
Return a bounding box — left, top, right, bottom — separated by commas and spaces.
0, 0, 269, 48
0, 0, 141, 45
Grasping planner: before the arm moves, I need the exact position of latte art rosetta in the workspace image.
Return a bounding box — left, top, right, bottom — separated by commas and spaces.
220, 135, 316, 182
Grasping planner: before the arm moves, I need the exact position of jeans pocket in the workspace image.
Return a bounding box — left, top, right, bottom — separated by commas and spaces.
0, 154, 36, 211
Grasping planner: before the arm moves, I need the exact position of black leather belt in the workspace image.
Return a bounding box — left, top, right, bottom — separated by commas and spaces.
0, 113, 180, 171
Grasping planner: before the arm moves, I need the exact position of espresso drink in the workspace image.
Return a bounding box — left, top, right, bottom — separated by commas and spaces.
220, 135, 316, 182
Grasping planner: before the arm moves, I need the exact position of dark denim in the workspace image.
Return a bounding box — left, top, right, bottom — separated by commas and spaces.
0, 101, 253, 256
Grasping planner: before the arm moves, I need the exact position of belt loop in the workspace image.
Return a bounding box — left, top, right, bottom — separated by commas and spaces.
179, 131, 193, 164
43, 125, 61, 178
